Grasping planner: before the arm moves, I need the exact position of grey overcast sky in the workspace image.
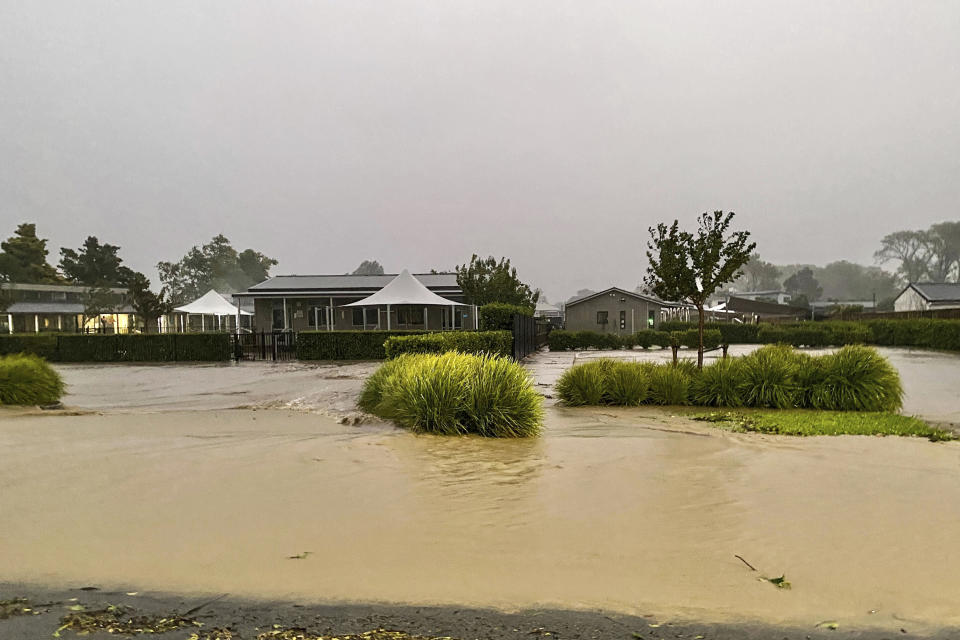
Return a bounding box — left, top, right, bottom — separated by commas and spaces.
1, 1, 958, 301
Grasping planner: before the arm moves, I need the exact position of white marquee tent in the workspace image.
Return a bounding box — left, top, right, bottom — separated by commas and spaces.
345, 269, 469, 330
174, 289, 252, 332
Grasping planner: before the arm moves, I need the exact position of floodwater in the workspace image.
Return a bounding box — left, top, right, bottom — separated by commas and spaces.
1, 348, 960, 633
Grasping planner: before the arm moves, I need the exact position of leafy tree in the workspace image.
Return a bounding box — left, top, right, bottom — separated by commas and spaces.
815, 260, 899, 301
59, 236, 135, 287
925, 222, 960, 282
455, 255, 538, 308
875, 230, 934, 282
0, 223, 61, 284
157, 235, 277, 304
737, 253, 781, 291
352, 260, 385, 275
645, 211, 755, 368
783, 267, 822, 304
127, 273, 173, 333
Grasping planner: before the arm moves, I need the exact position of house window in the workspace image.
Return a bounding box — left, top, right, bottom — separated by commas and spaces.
620, 310, 626, 330
648, 310, 655, 328
597, 311, 608, 325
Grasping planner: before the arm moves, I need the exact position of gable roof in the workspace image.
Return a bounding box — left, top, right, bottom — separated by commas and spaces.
904, 282, 960, 303
565, 287, 668, 308
344, 270, 463, 307
174, 289, 253, 315
725, 295, 808, 316
237, 272, 460, 297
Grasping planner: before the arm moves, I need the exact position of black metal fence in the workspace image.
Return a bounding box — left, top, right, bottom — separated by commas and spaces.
512, 314, 551, 360
233, 330, 297, 361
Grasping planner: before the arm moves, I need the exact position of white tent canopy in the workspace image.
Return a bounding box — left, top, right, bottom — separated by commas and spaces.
345, 270, 465, 308
344, 270, 467, 331
175, 289, 252, 316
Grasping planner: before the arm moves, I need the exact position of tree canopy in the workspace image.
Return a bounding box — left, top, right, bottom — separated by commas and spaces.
736, 253, 781, 291
59, 236, 136, 287
157, 235, 277, 304
455, 255, 538, 308
645, 211, 754, 368
782, 267, 822, 305
0, 223, 62, 284
127, 273, 173, 332
351, 260, 385, 275
875, 222, 960, 283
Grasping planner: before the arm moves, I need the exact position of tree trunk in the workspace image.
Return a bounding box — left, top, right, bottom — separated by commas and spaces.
697, 304, 705, 369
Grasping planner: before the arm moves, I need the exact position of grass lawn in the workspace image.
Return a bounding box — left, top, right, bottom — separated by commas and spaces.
692, 409, 955, 441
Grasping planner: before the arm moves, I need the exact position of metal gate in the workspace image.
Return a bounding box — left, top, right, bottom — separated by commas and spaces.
233, 330, 297, 361
512, 315, 551, 360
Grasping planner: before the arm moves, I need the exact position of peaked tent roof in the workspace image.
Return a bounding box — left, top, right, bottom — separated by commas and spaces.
174, 289, 253, 315
344, 270, 465, 307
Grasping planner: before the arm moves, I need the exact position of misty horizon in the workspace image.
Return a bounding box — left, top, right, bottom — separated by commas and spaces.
3, 1, 959, 302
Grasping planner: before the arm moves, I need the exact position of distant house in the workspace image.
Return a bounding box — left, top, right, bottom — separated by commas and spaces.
724, 295, 808, 320
234, 272, 474, 332
533, 301, 563, 328
563, 287, 665, 335
1, 282, 134, 334
729, 289, 792, 305
893, 283, 960, 312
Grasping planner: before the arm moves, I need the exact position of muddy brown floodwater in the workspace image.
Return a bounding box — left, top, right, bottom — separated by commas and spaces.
1, 347, 959, 634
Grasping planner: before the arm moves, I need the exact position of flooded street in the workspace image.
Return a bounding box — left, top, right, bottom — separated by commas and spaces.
1, 348, 959, 633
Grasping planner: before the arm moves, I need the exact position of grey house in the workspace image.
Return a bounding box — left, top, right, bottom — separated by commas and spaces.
1, 282, 134, 334
234, 272, 474, 332
564, 288, 664, 334
893, 283, 960, 312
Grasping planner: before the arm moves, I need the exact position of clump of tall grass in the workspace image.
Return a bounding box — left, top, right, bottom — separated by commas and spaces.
357, 352, 543, 437
735, 344, 801, 408
554, 359, 612, 406
808, 345, 903, 412
646, 363, 693, 405
690, 357, 744, 407
0, 353, 64, 406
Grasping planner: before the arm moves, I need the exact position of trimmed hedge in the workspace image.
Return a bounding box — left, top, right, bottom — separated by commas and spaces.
662, 319, 960, 351
546, 329, 717, 351
296, 331, 427, 360
384, 331, 512, 358
478, 303, 533, 331
0, 333, 232, 362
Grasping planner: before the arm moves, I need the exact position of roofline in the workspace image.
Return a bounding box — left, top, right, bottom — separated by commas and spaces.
235, 288, 462, 298
566, 287, 668, 307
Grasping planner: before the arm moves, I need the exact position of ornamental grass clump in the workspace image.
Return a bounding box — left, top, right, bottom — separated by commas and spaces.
645, 362, 693, 405
735, 344, 801, 408
358, 352, 542, 437
554, 359, 612, 406
605, 361, 649, 405
809, 344, 903, 412
690, 356, 744, 407
0, 353, 64, 406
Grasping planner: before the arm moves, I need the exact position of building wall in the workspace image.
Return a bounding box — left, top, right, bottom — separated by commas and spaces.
893, 287, 928, 312
251, 297, 474, 332
565, 295, 661, 334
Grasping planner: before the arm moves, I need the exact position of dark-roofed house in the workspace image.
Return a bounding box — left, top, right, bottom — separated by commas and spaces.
1, 283, 134, 334
563, 287, 666, 335
234, 273, 475, 332
894, 283, 960, 312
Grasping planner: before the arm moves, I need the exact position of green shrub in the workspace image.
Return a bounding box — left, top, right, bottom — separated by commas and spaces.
0, 334, 231, 362
0, 354, 64, 405
690, 357, 744, 407
555, 359, 612, 405
297, 331, 426, 360
809, 345, 903, 412
646, 363, 692, 405
478, 303, 533, 331
736, 344, 800, 408
660, 321, 760, 344
671, 328, 723, 349
359, 352, 542, 437
547, 329, 668, 351
384, 331, 512, 358
606, 361, 649, 405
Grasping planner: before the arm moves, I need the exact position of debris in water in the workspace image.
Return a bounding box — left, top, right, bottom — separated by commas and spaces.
287, 551, 312, 560
188, 629, 236, 640
0, 598, 42, 620
257, 629, 458, 640
765, 575, 792, 590
815, 620, 839, 630
53, 605, 201, 637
